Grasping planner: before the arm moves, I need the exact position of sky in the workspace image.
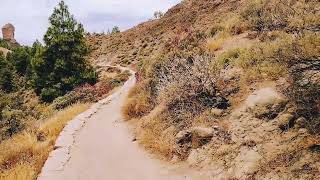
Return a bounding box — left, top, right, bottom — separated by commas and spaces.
0, 0, 180, 45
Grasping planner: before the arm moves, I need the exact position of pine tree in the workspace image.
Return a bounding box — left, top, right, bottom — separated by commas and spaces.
111, 26, 120, 34
33, 1, 97, 102
7, 46, 31, 76
0, 53, 15, 92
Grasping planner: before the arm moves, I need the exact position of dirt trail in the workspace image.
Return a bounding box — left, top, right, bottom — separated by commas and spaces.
38, 69, 202, 180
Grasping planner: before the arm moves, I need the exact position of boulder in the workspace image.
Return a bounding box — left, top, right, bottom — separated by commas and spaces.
277, 113, 295, 131
245, 88, 287, 120
191, 127, 214, 139
175, 130, 192, 158
175, 127, 214, 158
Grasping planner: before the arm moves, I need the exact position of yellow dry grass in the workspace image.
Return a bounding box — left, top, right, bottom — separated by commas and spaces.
0, 103, 89, 180
122, 83, 153, 120
134, 105, 175, 160
206, 37, 226, 53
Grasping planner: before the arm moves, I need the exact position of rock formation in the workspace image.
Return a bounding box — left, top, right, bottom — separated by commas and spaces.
2, 23, 18, 45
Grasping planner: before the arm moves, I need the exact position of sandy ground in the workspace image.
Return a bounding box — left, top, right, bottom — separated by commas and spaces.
38, 72, 199, 180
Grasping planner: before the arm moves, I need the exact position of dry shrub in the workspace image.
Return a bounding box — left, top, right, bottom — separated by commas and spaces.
38, 104, 89, 141
0, 103, 89, 180
0, 163, 34, 180
235, 38, 289, 81
220, 14, 248, 35
125, 55, 230, 159
215, 48, 244, 69
135, 105, 175, 159
153, 56, 228, 116
0, 89, 53, 140
242, 0, 319, 33
53, 70, 131, 110
206, 37, 225, 53
122, 80, 154, 120
279, 32, 320, 133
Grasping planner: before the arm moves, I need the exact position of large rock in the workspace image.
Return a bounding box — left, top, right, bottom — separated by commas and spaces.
175, 127, 216, 158
245, 88, 287, 120
0, 47, 11, 57
191, 127, 214, 139
276, 113, 295, 131
2, 23, 18, 45
2, 23, 15, 41
175, 130, 192, 159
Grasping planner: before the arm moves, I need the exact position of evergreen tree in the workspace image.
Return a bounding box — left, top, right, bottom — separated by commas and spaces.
0, 53, 15, 92
111, 26, 120, 34
7, 46, 31, 76
33, 1, 97, 102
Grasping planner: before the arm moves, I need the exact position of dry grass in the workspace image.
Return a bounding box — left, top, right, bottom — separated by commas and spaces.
37, 103, 89, 141
206, 36, 227, 53
134, 105, 175, 159
122, 81, 153, 120
0, 103, 89, 180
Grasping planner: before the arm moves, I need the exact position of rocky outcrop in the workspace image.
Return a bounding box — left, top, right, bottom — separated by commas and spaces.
245, 88, 287, 120
174, 126, 231, 159
2, 23, 18, 46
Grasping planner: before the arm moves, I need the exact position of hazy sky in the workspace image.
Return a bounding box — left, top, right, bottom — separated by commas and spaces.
0, 0, 180, 45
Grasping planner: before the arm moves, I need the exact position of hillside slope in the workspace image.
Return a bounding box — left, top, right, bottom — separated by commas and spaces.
87, 0, 243, 66
88, 0, 320, 179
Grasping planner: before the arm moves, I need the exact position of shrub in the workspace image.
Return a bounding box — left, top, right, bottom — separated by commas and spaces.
52, 85, 95, 110
53, 70, 131, 110
122, 80, 154, 119
111, 26, 120, 34
215, 48, 244, 69
0, 53, 16, 92
154, 11, 164, 19
206, 37, 225, 53
0, 89, 51, 140
0, 38, 10, 49
6, 47, 32, 76
235, 38, 288, 81
138, 55, 229, 126
242, 0, 319, 33
279, 32, 320, 133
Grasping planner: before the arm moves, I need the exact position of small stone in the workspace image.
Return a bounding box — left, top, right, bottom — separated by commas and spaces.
211, 108, 224, 117
277, 113, 295, 131
295, 117, 307, 128
298, 128, 309, 134
191, 127, 214, 139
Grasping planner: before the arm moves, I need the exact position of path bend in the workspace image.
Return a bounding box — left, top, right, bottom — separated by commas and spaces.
38, 68, 191, 180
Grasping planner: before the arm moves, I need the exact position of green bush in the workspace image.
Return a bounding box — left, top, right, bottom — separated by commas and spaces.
0, 38, 10, 49
0, 89, 50, 140
0, 53, 16, 92
6, 47, 32, 76
53, 70, 131, 110
52, 86, 95, 110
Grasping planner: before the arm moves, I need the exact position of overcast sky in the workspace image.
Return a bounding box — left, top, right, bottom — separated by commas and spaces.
0, 0, 180, 45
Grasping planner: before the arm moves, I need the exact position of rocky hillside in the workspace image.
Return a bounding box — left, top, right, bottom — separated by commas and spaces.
88, 0, 320, 179
87, 0, 245, 66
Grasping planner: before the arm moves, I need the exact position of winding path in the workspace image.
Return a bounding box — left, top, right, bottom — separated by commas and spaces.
37, 68, 192, 180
